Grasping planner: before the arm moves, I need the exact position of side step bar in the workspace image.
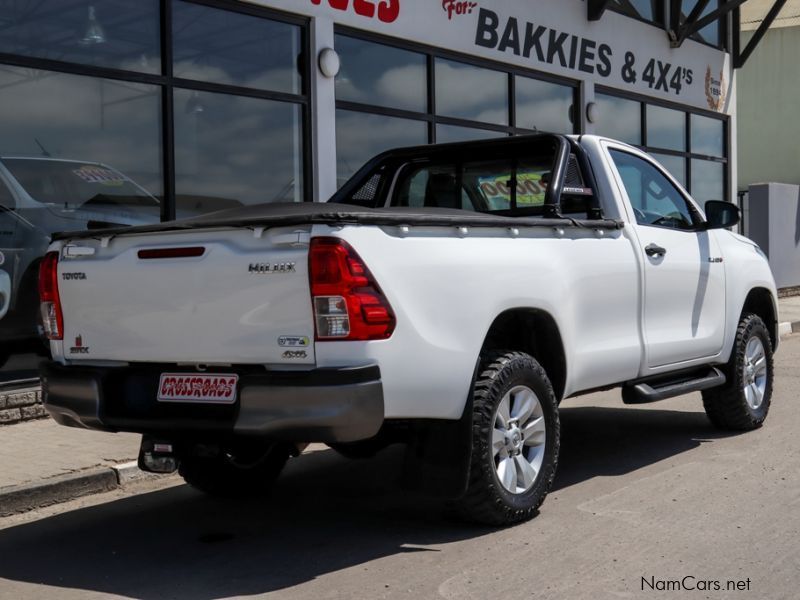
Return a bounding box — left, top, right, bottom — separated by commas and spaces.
622, 367, 726, 404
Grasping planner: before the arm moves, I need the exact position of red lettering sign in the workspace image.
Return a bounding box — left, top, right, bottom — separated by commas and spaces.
158, 374, 238, 403
442, 0, 478, 20
310, 0, 400, 23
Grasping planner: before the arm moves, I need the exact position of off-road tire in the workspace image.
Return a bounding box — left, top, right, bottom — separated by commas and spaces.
452, 351, 560, 526
702, 313, 774, 431
179, 443, 292, 497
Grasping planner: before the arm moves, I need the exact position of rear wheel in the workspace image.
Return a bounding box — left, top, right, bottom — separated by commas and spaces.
452, 351, 560, 526
179, 441, 292, 497
702, 313, 774, 430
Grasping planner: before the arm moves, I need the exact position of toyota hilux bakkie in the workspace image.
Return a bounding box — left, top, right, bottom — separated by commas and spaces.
39, 134, 778, 525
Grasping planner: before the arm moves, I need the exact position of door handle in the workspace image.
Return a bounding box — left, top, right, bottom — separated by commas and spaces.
645, 243, 667, 258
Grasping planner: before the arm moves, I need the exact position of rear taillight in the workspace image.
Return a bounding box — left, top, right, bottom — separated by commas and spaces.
309, 238, 396, 341
38, 251, 63, 340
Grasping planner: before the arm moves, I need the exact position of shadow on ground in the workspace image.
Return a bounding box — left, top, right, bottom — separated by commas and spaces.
0, 402, 738, 599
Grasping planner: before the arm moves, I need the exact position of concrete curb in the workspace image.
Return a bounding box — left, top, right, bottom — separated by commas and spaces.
779, 320, 800, 337
0, 460, 162, 517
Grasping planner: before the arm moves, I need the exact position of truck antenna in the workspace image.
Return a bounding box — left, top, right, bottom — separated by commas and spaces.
34, 138, 52, 157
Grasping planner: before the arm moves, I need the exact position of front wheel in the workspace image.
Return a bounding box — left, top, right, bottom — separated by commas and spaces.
702, 313, 774, 431
452, 351, 560, 526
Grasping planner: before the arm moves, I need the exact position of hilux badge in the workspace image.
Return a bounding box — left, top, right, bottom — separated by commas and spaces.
249, 262, 296, 274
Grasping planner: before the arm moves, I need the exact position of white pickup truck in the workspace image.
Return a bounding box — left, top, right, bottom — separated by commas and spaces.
40, 134, 777, 525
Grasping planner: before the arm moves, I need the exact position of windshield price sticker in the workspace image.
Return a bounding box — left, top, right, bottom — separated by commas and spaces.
73, 165, 127, 186
478, 173, 546, 209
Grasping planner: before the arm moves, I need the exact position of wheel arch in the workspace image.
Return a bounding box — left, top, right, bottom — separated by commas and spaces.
740, 287, 778, 349
480, 308, 567, 401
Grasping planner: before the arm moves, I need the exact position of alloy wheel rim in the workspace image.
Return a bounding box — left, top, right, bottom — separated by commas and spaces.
492, 385, 546, 494
742, 336, 768, 410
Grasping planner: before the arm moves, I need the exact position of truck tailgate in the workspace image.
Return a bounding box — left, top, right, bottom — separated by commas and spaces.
55, 226, 315, 366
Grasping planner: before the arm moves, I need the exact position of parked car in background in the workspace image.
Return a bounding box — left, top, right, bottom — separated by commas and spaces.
0, 158, 160, 367
0, 268, 9, 321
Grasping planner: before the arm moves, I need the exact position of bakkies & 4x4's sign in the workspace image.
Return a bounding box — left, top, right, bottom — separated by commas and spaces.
269, 0, 729, 112
474, 7, 704, 99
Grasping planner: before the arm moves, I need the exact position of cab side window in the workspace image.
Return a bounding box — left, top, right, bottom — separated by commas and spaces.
610, 149, 698, 230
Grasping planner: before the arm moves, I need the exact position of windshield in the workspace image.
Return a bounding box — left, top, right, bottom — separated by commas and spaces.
2, 158, 159, 215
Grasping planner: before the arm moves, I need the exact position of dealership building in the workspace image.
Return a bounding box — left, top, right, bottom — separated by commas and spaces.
0, 0, 750, 214
0, 1, 787, 384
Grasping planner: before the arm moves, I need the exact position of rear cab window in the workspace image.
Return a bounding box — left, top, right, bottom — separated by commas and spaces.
332, 136, 601, 220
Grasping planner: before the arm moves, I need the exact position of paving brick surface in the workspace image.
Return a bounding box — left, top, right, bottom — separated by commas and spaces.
0, 419, 140, 490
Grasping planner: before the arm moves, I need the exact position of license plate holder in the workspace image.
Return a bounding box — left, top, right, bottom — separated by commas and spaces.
157, 373, 239, 404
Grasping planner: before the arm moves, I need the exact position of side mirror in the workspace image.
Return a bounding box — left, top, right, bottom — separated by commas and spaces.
704, 200, 740, 230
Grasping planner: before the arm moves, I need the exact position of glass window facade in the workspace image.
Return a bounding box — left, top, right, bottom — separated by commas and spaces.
0, 0, 161, 73
174, 90, 304, 217
595, 94, 642, 145
435, 59, 508, 125
333, 32, 577, 184
335, 110, 427, 188
335, 36, 426, 112
596, 90, 728, 208
172, 1, 302, 94
691, 114, 724, 157
647, 104, 686, 152
691, 159, 725, 203
515, 77, 574, 133
436, 125, 507, 144
0, 0, 309, 378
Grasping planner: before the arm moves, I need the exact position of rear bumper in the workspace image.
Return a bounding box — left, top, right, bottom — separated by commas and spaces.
40, 361, 384, 443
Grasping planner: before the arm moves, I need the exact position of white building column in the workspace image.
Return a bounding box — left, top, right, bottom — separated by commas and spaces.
310, 16, 337, 202
580, 80, 595, 135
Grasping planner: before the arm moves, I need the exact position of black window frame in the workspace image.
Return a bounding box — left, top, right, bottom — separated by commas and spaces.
0, 0, 313, 222
595, 86, 730, 207
333, 26, 580, 149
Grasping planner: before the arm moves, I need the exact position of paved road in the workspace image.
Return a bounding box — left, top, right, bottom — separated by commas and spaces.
1, 336, 799, 600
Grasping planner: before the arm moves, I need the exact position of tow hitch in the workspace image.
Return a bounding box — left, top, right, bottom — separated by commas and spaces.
138, 436, 179, 474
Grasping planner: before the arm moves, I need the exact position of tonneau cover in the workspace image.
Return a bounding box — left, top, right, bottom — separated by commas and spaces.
52, 202, 623, 242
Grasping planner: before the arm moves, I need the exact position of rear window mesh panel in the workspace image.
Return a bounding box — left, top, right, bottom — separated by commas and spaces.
352, 173, 382, 202
565, 155, 585, 188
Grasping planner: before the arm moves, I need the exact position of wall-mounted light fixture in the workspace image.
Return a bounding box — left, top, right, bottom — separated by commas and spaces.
318, 48, 341, 78
586, 102, 598, 124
